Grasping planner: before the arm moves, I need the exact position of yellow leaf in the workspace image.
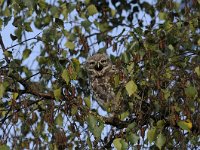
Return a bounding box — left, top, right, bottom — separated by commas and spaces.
125, 80, 137, 96
177, 119, 192, 131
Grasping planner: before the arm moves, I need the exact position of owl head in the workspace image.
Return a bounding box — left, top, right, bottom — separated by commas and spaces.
85, 53, 112, 78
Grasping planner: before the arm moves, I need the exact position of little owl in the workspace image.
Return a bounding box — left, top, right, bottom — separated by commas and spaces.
85, 53, 126, 114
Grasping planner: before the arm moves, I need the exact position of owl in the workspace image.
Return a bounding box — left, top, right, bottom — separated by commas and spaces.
85, 53, 126, 114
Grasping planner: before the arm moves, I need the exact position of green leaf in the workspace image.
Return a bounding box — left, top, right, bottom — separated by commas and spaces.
127, 133, 139, 145
87, 114, 97, 130
121, 139, 128, 150
4, 51, 12, 58
156, 133, 166, 150
55, 113, 63, 126
111, 9, 117, 17
0, 18, 3, 29
87, 137, 92, 149
22, 49, 31, 60
147, 127, 156, 143
162, 89, 170, 100
0, 83, 5, 98
87, 114, 103, 139
72, 58, 80, 73
113, 138, 128, 150
194, 66, 200, 76
24, 22, 33, 32
71, 106, 78, 115
184, 86, 197, 98
156, 120, 165, 129
81, 20, 92, 29
113, 138, 122, 150
87, 4, 98, 16
119, 111, 129, 120
168, 44, 174, 51
127, 62, 134, 73
61, 69, 70, 85
93, 122, 104, 140
12, 92, 18, 100
125, 80, 137, 96
65, 41, 75, 50
126, 122, 136, 133
177, 120, 192, 131
53, 88, 62, 100
158, 12, 166, 20
0, 144, 10, 150
84, 96, 91, 108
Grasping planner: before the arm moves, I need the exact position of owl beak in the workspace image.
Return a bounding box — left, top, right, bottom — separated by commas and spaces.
95, 62, 103, 71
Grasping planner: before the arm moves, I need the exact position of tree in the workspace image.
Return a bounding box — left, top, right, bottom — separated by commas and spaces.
0, 0, 199, 149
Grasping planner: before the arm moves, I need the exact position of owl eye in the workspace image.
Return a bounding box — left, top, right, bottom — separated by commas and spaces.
100, 59, 107, 64
89, 61, 95, 66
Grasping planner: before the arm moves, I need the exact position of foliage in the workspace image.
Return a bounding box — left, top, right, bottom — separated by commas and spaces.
0, 0, 199, 149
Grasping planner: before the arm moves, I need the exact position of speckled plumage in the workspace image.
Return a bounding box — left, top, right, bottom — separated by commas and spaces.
85, 53, 124, 113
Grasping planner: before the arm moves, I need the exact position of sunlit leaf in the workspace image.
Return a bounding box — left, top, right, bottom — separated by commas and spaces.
113, 138, 128, 150
125, 80, 137, 96
111, 9, 117, 17
61, 69, 70, 85
53, 88, 62, 100
87, 4, 98, 16
65, 41, 75, 50
177, 119, 192, 131
147, 127, 156, 143
156, 133, 166, 150
119, 111, 129, 120
194, 66, 200, 76
113, 138, 122, 150
12, 92, 18, 100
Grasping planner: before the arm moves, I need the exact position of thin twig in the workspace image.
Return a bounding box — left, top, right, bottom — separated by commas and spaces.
5, 32, 42, 50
